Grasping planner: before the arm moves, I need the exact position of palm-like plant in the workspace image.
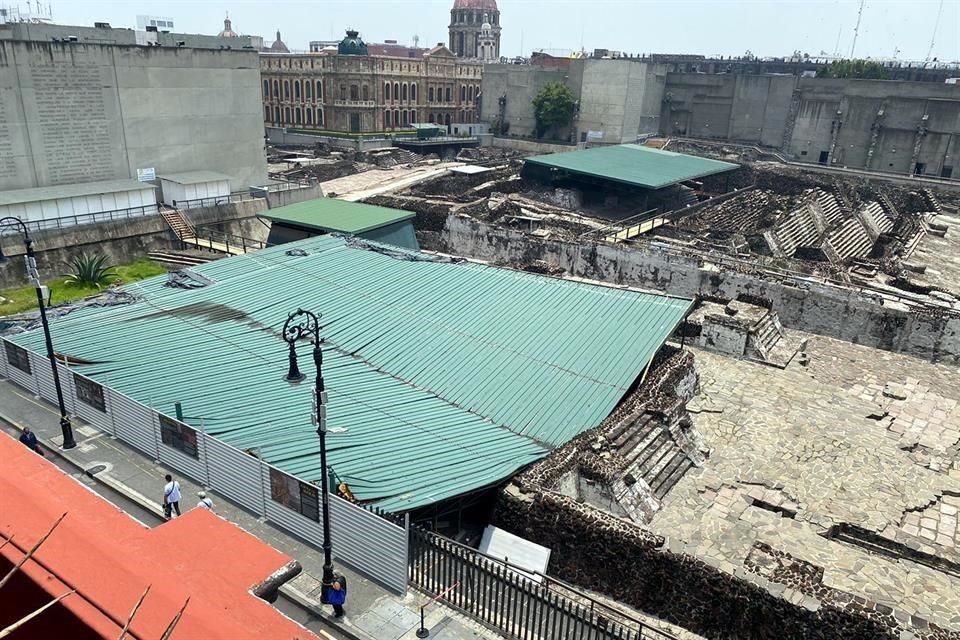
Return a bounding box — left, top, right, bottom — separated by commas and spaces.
65, 253, 118, 289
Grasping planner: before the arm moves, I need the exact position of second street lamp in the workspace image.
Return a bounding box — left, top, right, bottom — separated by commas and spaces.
282, 308, 335, 602
0, 216, 76, 449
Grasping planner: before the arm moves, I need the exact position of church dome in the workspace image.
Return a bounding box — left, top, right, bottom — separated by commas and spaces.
453, 0, 497, 9
270, 30, 289, 52
338, 29, 369, 55
218, 13, 239, 38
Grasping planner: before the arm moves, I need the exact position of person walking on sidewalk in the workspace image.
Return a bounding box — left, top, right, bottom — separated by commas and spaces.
196, 491, 214, 511
18, 427, 43, 456
327, 578, 347, 618
163, 474, 182, 519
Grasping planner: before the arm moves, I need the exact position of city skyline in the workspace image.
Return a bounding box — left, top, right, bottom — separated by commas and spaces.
43, 0, 960, 62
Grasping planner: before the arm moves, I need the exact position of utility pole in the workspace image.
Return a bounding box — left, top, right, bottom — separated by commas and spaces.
925, 0, 945, 62
849, 0, 865, 58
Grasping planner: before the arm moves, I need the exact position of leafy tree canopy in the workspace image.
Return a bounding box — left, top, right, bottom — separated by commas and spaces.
817, 59, 890, 80
532, 82, 576, 139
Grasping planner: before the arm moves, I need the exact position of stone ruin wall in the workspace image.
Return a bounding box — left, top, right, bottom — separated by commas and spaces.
495, 348, 959, 640
429, 216, 960, 363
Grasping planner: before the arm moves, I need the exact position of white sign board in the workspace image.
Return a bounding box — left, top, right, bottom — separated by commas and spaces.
479, 525, 552, 584
586, 130, 604, 141
137, 167, 156, 182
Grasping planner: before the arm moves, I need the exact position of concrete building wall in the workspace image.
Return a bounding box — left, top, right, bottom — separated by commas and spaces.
0, 40, 266, 193
480, 63, 569, 137
661, 72, 960, 176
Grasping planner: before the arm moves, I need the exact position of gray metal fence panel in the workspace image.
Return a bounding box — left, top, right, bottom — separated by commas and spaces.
0, 338, 8, 379
329, 494, 408, 593
204, 437, 264, 514
156, 411, 207, 485
3, 351, 34, 392
31, 351, 53, 401
71, 371, 111, 431
109, 389, 160, 458
261, 464, 408, 594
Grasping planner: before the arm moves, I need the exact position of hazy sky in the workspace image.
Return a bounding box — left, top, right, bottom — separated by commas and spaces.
50, 0, 960, 61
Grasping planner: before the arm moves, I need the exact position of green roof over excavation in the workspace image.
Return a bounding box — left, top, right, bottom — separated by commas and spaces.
523, 144, 739, 190
260, 198, 416, 234
8, 236, 692, 512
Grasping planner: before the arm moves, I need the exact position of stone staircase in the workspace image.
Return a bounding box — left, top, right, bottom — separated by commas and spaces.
816, 189, 845, 226
923, 188, 944, 216
825, 216, 874, 260
747, 311, 782, 362
862, 201, 895, 236
615, 416, 694, 500
773, 202, 821, 257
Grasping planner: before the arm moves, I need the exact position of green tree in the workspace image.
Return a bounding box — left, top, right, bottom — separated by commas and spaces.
532, 82, 576, 140
817, 59, 890, 80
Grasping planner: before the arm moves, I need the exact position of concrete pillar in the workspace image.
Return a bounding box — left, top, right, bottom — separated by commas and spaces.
909, 108, 930, 175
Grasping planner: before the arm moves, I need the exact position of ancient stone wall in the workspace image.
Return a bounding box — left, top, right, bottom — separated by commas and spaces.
429, 216, 960, 363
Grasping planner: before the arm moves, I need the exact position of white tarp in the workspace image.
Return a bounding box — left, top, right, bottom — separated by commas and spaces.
479, 525, 552, 584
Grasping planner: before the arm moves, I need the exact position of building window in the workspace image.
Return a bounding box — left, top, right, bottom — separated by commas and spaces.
350, 112, 361, 132
275, 106, 281, 123
159, 415, 199, 459
74, 374, 106, 412
429, 87, 434, 102
461, 85, 466, 102
394, 82, 400, 100
350, 85, 359, 101
402, 110, 409, 126
445, 113, 451, 126
306, 109, 312, 125
270, 468, 320, 522
273, 80, 279, 99
284, 81, 290, 99
362, 85, 369, 101
263, 79, 269, 98
285, 107, 291, 123
295, 108, 301, 124
385, 110, 391, 128
385, 82, 391, 100
402, 83, 408, 101
468, 85, 474, 102
318, 109, 324, 126
306, 81, 312, 100
428, 113, 435, 123
316, 81, 323, 100
4, 342, 31, 374
445, 87, 451, 102
394, 109, 400, 128
410, 110, 417, 124
411, 83, 417, 101
264, 105, 270, 121
294, 81, 301, 100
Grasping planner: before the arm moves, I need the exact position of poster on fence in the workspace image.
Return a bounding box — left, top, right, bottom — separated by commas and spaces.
270, 468, 320, 521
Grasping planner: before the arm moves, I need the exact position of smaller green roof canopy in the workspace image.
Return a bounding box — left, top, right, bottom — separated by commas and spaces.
261, 198, 415, 234
523, 144, 739, 190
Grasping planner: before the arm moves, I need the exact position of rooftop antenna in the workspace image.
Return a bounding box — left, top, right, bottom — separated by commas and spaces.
849, 0, 865, 58
413, 34, 419, 48
833, 26, 842, 57
925, 0, 944, 61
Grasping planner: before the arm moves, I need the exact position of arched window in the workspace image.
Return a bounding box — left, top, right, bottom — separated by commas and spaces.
284, 107, 291, 123
410, 110, 417, 123
461, 85, 466, 102
428, 87, 434, 102
273, 80, 279, 99
274, 106, 281, 123
428, 113, 435, 123
283, 81, 290, 99
411, 83, 417, 101
316, 81, 323, 100
385, 110, 391, 128
444, 113, 450, 126
294, 81, 301, 100
394, 110, 400, 127
306, 81, 312, 100
402, 110, 408, 126
385, 82, 391, 101
263, 80, 269, 98
394, 82, 400, 100
295, 108, 301, 124
362, 85, 369, 101
468, 86, 474, 102
317, 109, 323, 126
264, 105, 270, 121
445, 87, 451, 102
402, 83, 408, 101
306, 109, 312, 125
350, 85, 359, 101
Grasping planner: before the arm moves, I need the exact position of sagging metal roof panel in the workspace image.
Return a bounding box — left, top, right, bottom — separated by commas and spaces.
261, 198, 416, 234
9, 235, 692, 512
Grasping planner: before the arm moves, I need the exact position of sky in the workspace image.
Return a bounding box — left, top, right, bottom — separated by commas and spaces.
45, 0, 960, 62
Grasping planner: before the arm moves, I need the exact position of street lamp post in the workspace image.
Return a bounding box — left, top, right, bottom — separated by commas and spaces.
0, 216, 76, 449
282, 308, 334, 602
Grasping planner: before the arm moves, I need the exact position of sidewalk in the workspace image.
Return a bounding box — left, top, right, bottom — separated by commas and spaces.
0, 378, 495, 640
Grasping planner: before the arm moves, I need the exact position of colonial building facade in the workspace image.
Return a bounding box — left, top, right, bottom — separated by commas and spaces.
260, 30, 482, 134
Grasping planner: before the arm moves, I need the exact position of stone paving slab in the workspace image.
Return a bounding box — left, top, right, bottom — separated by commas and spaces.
653, 333, 960, 632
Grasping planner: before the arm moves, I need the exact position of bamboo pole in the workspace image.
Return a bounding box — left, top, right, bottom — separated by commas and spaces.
0, 513, 67, 591
0, 590, 75, 639
158, 597, 190, 640
117, 586, 151, 640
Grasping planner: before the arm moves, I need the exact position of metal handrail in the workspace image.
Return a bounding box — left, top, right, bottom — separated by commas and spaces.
5, 204, 162, 234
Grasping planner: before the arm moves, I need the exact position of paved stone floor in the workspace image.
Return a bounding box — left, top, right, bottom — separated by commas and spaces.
321, 162, 462, 201
653, 333, 960, 632
913, 213, 960, 294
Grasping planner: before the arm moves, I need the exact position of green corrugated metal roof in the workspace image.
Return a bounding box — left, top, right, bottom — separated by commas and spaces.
261, 198, 416, 234
9, 236, 692, 512
523, 144, 739, 190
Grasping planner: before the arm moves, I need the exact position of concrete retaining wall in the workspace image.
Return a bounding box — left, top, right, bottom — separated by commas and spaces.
265, 127, 394, 151
490, 137, 581, 155
0, 200, 269, 289
432, 216, 960, 362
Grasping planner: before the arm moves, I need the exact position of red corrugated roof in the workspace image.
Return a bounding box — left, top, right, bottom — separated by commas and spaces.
0, 434, 320, 640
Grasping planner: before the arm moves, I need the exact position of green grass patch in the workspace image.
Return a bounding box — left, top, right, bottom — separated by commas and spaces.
0, 257, 166, 316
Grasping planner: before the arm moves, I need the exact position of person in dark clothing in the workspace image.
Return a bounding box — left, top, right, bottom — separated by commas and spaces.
19, 428, 42, 456
327, 579, 347, 618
